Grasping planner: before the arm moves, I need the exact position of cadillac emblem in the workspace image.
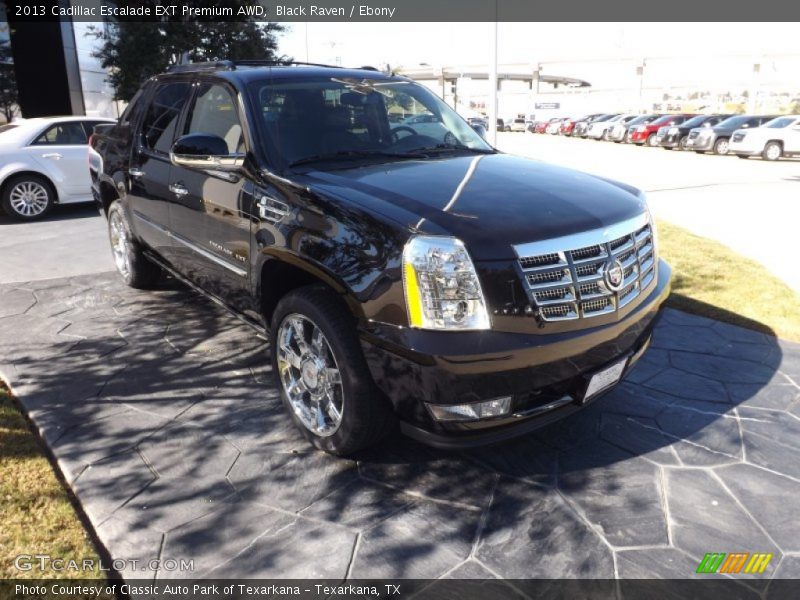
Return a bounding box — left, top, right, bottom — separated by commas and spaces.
602, 259, 625, 292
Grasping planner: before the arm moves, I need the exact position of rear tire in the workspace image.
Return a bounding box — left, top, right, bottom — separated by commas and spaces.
1, 174, 55, 221
270, 285, 395, 456
107, 201, 162, 289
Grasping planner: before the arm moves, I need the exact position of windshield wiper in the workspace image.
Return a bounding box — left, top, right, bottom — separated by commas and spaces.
404, 144, 497, 155
289, 149, 427, 167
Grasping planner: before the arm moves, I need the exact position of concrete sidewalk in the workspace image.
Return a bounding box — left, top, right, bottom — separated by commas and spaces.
1, 272, 799, 590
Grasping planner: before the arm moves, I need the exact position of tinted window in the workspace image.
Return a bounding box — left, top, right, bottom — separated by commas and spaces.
140, 82, 192, 154
184, 83, 244, 154
33, 122, 88, 145
81, 121, 110, 138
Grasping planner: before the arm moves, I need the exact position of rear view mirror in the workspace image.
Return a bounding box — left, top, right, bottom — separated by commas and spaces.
170, 133, 244, 171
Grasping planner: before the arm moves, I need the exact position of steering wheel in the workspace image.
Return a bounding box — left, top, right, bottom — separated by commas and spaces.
391, 126, 417, 143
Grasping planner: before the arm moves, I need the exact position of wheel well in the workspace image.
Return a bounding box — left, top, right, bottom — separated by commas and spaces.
98, 180, 119, 214
259, 260, 342, 326
0, 171, 58, 202
766, 139, 784, 148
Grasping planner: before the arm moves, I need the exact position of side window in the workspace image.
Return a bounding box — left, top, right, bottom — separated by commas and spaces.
140, 82, 192, 154
32, 122, 88, 145
184, 83, 244, 154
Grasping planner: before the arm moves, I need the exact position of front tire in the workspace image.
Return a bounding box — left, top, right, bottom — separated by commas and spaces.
1, 175, 55, 221
271, 285, 394, 455
646, 133, 658, 147
713, 138, 730, 155
762, 142, 782, 161
107, 201, 162, 289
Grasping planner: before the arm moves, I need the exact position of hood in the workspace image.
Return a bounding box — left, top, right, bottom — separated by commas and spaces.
297, 154, 647, 260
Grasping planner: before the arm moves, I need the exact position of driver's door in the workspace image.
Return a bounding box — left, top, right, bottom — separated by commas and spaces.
167, 81, 253, 302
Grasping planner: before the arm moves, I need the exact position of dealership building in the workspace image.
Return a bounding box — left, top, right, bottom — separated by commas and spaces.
1, 5, 119, 122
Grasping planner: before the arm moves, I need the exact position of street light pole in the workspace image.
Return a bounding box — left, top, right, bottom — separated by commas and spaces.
488, 20, 498, 145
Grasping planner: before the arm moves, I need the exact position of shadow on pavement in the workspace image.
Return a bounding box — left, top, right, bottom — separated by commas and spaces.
1, 271, 797, 588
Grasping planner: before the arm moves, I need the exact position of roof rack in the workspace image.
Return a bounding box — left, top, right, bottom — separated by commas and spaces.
165, 61, 235, 73
164, 60, 384, 74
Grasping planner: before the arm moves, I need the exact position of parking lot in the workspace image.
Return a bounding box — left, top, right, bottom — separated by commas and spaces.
496, 132, 800, 291
1, 133, 799, 590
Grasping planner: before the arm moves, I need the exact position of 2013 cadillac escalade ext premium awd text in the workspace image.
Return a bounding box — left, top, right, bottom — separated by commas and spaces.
89, 61, 671, 455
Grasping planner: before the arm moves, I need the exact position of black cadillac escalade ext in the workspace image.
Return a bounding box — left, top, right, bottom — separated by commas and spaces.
90, 61, 671, 455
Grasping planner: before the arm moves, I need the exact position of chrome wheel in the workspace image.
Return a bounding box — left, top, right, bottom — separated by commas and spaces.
109, 210, 132, 280
277, 314, 344, 437
715, 139, 729, 155
9, 181, 49, 217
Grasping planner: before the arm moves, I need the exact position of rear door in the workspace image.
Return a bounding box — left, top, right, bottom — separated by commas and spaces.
167, 80, 253, 304
126, 81, 193, 255
25, 121, 90, 199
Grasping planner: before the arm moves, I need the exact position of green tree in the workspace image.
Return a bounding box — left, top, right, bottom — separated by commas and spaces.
0, 42, 18, 122
91, 1, 287, 101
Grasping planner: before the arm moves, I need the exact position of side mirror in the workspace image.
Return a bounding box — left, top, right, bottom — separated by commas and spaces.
170, 133, 244, 171
471, 124, 487, 139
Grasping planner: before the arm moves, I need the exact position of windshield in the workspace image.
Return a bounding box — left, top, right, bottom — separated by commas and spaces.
248, 76, 493, 168
681, 115, 712, 128
626, 115, 653, 126
715, 116, 749, 129
652, 115, 681, 125
763, 116, 797, 128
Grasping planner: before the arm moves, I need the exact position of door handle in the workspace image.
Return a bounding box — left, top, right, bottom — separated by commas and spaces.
42, 153, 62, 160
169, 183, 189, 197
129, 168, 145, 177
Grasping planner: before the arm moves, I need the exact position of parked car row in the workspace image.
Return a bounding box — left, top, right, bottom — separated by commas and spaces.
528, 112, 800, 161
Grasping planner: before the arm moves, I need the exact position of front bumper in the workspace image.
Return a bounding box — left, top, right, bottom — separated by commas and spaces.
684, 135, 714, 151
660, 133, 683, 148
361, 260, 672, 448
629, 131, 650, 143
728, 142, 761, 155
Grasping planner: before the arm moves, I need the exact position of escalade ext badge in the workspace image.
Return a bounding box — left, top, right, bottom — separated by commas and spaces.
90, 60, 671, 455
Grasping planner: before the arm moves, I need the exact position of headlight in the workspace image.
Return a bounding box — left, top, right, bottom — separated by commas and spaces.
637, 125, 646, 132
402, 235, 490, 330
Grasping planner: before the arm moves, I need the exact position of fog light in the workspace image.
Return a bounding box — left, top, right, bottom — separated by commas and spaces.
426, 396, 512, 422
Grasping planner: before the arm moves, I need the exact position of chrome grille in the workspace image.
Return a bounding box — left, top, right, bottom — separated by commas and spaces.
514, 214, 657, 322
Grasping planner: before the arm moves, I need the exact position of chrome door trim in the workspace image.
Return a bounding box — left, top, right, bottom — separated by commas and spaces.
132, 209, 248, 278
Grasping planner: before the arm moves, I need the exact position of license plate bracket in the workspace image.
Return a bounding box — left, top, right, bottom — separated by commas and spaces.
580, 358, 628, 404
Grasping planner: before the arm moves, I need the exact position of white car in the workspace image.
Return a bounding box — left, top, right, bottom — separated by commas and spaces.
0, 116, 117, 220
587, 114, 628, 140
728, 115, 800, 161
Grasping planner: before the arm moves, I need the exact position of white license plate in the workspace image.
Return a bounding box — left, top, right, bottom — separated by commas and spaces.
584, 358, 627, 400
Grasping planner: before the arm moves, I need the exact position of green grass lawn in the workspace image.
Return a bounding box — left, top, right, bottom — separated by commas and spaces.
657, 219, 800, 342
0, 385, 103, 580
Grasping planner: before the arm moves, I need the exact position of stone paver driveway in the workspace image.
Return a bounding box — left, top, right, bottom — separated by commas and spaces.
1, 272, 799, 592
